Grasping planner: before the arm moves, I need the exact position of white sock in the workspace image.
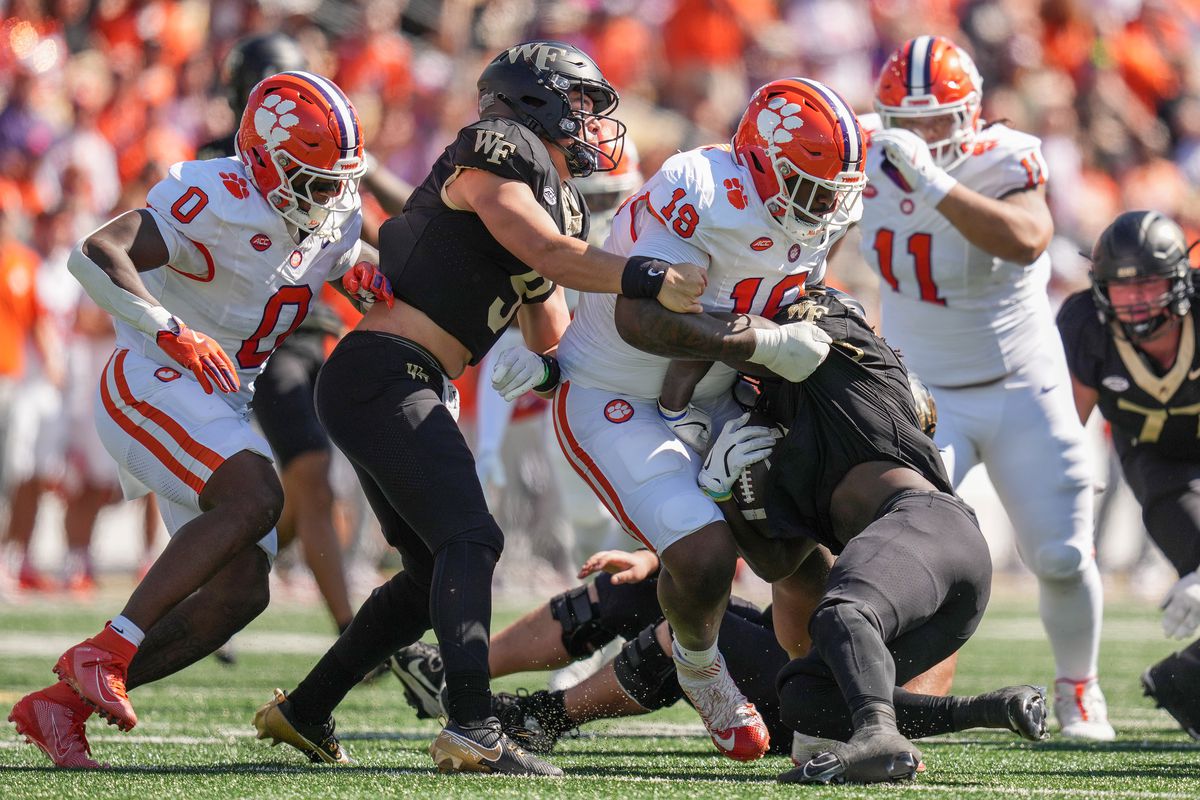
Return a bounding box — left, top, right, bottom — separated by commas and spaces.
109, 615, 146, 648
1040, 561, 1103, 682
672, 637, 720, 675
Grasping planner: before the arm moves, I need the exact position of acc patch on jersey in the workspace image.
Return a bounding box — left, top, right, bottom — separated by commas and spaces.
250, 233, 272, 251
604, 399, 634, 424
1102, 375, 1130, 392
751, 237, 774, 251
155, 367, 182, 382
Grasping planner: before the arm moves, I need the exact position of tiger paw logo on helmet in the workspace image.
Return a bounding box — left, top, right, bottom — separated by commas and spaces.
254, 94, 301, 147
219, 171, 250, 199
756, 97, 805, 154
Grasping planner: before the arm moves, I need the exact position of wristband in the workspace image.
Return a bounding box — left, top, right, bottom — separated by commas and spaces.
921, 169, 958, 206
702, 486, 733, 503
532, 354, 561, 393
621, 256, 669, 299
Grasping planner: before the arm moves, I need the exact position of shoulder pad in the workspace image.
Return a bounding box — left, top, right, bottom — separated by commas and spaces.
146, 158, 256, 244
451, 118, 549, 184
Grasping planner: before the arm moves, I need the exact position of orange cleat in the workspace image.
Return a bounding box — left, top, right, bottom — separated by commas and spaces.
18, 563, 55, 593
8, 684, 105, 769
676, 653, 771, 762
53, 625, 138, 731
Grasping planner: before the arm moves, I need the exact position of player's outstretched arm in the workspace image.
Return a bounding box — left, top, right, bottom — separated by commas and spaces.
446, 167, 706, 312
614, 297, 831, 383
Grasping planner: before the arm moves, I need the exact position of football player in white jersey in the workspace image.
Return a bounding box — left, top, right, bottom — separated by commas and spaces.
7, 72, 392, 768
496, 78, 866, 761
856, 35, 1112, 740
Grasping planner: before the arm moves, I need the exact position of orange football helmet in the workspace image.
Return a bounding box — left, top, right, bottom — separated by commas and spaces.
875, 35, 983, 170
236, 71, 366, 232
732, 78, 866, 243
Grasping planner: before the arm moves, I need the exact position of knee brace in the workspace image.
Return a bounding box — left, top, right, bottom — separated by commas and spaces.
613, 625, 684, 711
550, 584, 614, 658
1032, 542, 1090, 581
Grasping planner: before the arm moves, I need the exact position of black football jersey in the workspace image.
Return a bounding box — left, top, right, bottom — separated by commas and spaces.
380, 117, 590, 364
756, 293, 954, 553
1058, 282, 1200, 463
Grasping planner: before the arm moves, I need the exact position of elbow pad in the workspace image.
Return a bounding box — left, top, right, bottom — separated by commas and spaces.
68, 245, 173, 336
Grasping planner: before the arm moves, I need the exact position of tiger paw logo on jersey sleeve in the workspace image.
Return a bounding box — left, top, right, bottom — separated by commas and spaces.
219, 172, 250, 199
756, 97, 805, 155
724, 178, 748, 210
255, 94, 301, 146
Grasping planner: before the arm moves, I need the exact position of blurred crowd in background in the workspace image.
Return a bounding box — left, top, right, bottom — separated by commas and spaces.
0, 0, 1197, 602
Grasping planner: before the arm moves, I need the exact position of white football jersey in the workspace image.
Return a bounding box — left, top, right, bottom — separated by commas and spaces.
558, 145, 856, 400
123, 157, 362, 411
857, 115, 1053, 386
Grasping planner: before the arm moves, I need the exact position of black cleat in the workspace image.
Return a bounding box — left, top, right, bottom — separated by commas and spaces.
1143, 659, 1200, 740
428, 717, 563, 776
492, 690, 575, 754
779, 727, 921, 785
253, 688, 351, 764
388, 641, 445, 719
987, 684, 1050, 741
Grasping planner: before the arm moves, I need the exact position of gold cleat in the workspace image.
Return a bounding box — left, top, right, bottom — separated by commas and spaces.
253, 688, 351, 765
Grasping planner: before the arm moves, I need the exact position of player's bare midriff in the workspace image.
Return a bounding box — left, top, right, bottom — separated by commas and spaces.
357, 299, 473, 379
830, 460, 939, 543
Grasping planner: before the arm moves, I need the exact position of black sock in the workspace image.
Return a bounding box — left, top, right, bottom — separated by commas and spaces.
542, 690, 578, 733
289, 570, 433, 725
894, 687, 959, 738
432, 539, 500, 725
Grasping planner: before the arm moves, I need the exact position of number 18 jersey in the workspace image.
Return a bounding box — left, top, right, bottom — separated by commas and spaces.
857, 116, 1052, 386
133, 157, 362, 412
557, 145, 857, 400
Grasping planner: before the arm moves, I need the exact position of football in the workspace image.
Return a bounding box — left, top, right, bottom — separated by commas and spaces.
731, 411, 783, 529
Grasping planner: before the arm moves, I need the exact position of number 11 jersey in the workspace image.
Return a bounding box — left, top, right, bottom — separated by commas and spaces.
857, 115, 1052, 386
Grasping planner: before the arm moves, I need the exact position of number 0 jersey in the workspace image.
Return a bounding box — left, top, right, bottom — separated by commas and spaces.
379, 117, 589, 365
137, 157, 363, 412
1058, 279, 1200, 464
857, 115, 1053, 386
557, 145, 858, 401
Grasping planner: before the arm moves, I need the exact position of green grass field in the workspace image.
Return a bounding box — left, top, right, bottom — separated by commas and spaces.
2, 584, 1199, 799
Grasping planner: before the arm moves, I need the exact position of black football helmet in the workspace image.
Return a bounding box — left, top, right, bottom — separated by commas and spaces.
1089, 210, 1196, 341
907, 371, 938, 438
477, 41, 625, 178
223, 33, 308, 115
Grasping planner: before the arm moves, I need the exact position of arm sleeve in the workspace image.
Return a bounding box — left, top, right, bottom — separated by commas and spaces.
1056, 292, 1100, 389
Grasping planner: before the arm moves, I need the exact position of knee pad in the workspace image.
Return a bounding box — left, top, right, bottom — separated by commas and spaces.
550, 584, 615, 658
613, 625, 684, 711
1032, 542, 1090, 581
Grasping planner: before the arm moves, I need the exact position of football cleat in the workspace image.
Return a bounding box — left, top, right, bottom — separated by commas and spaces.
8, 687, 104, 769
1142, 658, 1200, 740
790, 731, 841, 767
1054, 677, 1115, 741
675, 653, 770, 761
982, 684, 1050, 741
388, 641, 444, 719
53, 629, 137, 731
779, 728, 921, 785
493, 690, 575, 754
429, 717, 563, 776
253, 688, 351, 764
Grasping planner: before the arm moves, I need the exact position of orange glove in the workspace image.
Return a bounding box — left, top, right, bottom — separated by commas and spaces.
155, 320, 240, 395
342, 262, 394, 309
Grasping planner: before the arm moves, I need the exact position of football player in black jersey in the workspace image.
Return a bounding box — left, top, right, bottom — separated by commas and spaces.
616, 290, 1048, 783
1057, 209, 1200, 739
256, 41, 706, 777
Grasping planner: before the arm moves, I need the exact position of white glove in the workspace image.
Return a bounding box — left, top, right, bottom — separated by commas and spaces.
475, 449, 506, 491
748, 323, 832, 383
1162, 571, 1200, 639
873, 127, 958, 205
658, 400, 712, 455
490, 347, 549, 402
697, 413, 779, 499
